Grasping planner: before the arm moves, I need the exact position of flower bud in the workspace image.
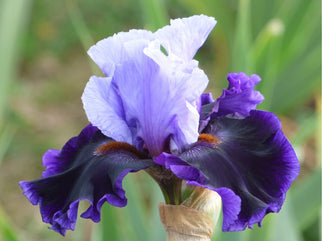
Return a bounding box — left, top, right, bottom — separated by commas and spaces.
159, 186, 222, 241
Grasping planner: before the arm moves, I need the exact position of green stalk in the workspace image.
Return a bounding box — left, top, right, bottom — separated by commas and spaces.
138, 0, 168, 30
0, 0, 32, 126
64, 0, 100, 75
231, 0, 252, 73
146, 165, 182, 205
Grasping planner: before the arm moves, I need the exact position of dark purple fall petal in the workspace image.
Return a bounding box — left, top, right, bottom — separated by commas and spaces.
41, 124, 99, 178
200, 93, 215, 107
20, 124, 153, 235
213, 72, 264, 118
155, 110, 299, 231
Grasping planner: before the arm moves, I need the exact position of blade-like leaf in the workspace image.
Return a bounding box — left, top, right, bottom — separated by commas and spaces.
290, 169, 321, 230
0, 206, 21, 241
139, 0, 168, 30
272, 197, 304, 241
0, 0, 32, 126
231, 0, 252, 73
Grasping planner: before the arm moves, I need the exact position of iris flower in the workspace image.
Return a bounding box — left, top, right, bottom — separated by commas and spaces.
20, 15, 299, 236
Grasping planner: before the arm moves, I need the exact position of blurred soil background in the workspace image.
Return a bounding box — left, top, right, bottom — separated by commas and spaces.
0, 0, 320, 241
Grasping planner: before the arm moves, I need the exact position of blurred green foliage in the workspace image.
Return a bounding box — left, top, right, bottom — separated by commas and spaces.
0, 0, 320, 240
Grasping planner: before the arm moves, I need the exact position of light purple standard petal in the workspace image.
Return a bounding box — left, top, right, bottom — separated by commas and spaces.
83, 15, 215, 156
87, 30, 153, 76
112, 39, 208, 155
153, 15, 217, 61
213, 72, 264, 117
144, 15, 216, 80
82, 76, 132, 144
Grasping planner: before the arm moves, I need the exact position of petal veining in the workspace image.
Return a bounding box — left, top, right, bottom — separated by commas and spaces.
20, 124, 153, 235
213, 72, 264, 117
87, 30, 153, 76
83, 15, 215, 155
154, 15, 217, 61
112, 39, 208, 155
82, 76, 132, 144
155, 110, 300, 231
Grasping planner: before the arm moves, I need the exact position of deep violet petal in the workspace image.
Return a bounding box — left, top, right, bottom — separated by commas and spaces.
156, 110, 299, 231
20, 125, 153, 235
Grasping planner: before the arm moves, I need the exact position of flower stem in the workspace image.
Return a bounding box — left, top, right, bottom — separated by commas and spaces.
145, 165, 182, 205
159, 187, 222, 241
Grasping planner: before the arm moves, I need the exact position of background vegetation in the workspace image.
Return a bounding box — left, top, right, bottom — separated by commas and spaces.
0, 0, 320, 240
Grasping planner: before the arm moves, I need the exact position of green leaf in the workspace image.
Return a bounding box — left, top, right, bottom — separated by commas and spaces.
290, 169, 321, 230
255, 0, 320, 113
0, 206, 21, 241
139, 0, 168, 30
277, 0, 319, 68
231, 0, 252, 73
117, 174, 151, 241
142, 174, 166, 241
0, 0, 32, 126
268, 46, 320, 113
100, 204, 121, 241
272, 197, 304, 241
290, 112, 319, 146
116, 173, 166, 241
64, 0, 100, 75
0, 125, 15, 165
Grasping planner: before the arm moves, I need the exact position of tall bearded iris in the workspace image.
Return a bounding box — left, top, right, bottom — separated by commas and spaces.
20, 15, 299, 236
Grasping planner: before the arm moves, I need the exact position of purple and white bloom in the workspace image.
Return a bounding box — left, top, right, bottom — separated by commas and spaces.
83, 15, 215, 156
20, 15, 299, 236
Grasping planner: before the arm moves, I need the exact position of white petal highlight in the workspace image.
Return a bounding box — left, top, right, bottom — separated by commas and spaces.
82, 76, 132, 143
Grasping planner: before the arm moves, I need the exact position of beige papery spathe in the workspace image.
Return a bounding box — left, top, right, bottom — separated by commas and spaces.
159, 187, 222, 241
